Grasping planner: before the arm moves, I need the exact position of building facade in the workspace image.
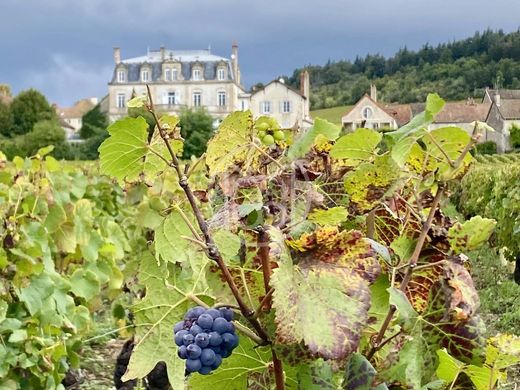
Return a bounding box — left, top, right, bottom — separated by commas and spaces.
107, 44, 311, 128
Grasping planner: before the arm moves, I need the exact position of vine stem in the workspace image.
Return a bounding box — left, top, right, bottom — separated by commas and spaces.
257, 227, 285, 390
145, 85, 270, 345
367, 184, 445, 360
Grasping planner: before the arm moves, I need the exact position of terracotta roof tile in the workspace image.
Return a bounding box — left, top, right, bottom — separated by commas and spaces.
56, 99, 96, 119
382, 104, 412, 127
435, 102, 490, 123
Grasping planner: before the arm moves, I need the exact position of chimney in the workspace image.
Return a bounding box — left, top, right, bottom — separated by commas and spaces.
370, 84, 377, 102
113, 47, 121, 64
300, 70, 310, 121
160, 46, 165, 61
495, 91, 501, 107
231, 41, 239, 84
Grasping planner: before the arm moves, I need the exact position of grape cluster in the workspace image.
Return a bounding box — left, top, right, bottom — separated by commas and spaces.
256, 119, 285, 146
174, 306, 239, 375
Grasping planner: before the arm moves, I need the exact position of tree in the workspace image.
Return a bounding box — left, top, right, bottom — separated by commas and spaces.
22, 120, 67, 157
80, 104, 108, 139
10, 89, 56, 136
0, 101, 13, 137
179, 108, 214, 158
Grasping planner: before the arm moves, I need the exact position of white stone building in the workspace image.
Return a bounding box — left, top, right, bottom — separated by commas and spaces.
107, 44, 311, 128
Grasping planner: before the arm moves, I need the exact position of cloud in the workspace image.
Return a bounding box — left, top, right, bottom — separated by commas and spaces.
23, 55, 112, 106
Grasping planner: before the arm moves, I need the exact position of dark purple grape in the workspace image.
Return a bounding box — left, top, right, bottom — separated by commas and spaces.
174, 330, 188, 346
197, 313, 213, 330
174, 321, 185, 333
200, 348, 216, 366
221, 349, 231, 358
208, 331, 222, 347
212, 317, 229, 334
177, 345, 188, 359
187, 344, 202, 359
211, 346, 222, 355
185, 306, 205, 320
186, 358, 202, 373
198, 365, 213, 375
221, 333, 236, 349
219, 307, 234, 321
211, 354, 223, 369
195, 333, 210, 348
183, 333, 195, 346
206, 308, 222, 319
190, 324, 203, 336
226, 321, 235, 333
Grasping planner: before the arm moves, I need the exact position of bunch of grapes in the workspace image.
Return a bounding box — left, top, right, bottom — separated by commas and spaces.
255, 120, 285, 146
174, 306, 239, 375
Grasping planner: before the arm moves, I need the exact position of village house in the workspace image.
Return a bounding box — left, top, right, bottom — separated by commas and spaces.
342, 85, 516, 152
55, 98, 98, 142
107, 44, 311, 128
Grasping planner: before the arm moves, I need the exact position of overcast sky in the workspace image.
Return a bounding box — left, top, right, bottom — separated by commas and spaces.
1, 0, 519, 106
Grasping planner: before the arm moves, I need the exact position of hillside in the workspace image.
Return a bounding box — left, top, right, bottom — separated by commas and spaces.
310, 105, 351, 125
287, 29, 520, 109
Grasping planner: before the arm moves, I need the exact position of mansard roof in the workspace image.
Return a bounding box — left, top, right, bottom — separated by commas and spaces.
111, 49, 234, 83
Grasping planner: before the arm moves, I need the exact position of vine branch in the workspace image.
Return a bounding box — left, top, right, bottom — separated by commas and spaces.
367, 184, 445, 359
145, 85, 270, 345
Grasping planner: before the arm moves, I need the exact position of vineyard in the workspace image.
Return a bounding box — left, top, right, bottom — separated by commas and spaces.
1, 91, 520, 389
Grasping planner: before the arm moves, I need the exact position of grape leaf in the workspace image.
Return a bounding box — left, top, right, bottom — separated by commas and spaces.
98, 117, 149, 182
213, 229, 241, 263
343, 353, 388, 390
388, 287, 418, 329
330, 128, 382, 165
344, 155, 400, 213
447, 216, 496, 253
288, 118, 341, 160
435, 349, 465, 384
271, 228, 378, 360
308, 207, 349, 226
144, 115, 183, 178
205, 110, 255, 176
122, 252, 205, 388
155, 210, 199, 264
188, 337, 271, 389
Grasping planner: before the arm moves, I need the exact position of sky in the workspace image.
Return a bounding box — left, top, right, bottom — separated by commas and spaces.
1, 0, 520, 107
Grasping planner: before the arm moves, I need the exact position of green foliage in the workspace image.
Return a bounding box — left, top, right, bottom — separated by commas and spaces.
80, 104, 108, 139
287, 29, 520, 109
9, 89, 56, 136
95, 93, 514, 389
473, 141, 497, 155
510, 123, 520, 150
0, 100, 13, 137
179, 108, 214, 159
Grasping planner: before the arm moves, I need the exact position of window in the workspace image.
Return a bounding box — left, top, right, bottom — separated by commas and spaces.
282, 101, 291, 113
117, 70, 125, 82
193, 69, 201, 81
362, 106, 373, 119
217, 68, 226, 81
241, 100, 245, 111
217, 91, 226, 107
261, 101, 271, 114
141, 69, 149, 82
172, 68, 178, 80
165, 69, 171, 81
193, 92, 201, 107
117, 93, 125, 108
168, 92, 176, 105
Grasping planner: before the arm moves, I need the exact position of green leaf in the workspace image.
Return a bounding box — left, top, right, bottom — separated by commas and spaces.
122, 252, 204, 388
127, 95, 147, 108
155, 210, 197, 264
55, 223, 77, 253
447, 216, 496, 253
98, 116, 149, 182
18, 273, 54, 315
343, 353, 388, 390
7, 329, 27, 344
189, 337, 272, 389
330, 128, 382, 165
288, 118, 341, 159
144, 115, 183, 178
36, 145, 55, 157
213, 229, 241, 263
69, 269, 100, 301
435, 349, 465, 383
388, 287, 418, 328
205, 110, 255, 175
271, 228, 377, 360
344, 155, 400, 213
44, 203, 67, 233
308, 207, 349, 226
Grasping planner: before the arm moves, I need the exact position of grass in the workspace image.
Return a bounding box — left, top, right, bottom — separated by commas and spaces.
310, 105, 351, 125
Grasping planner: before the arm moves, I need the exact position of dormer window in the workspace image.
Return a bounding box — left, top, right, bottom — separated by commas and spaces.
172, 68, 178, 80
193, 69, 201, 81
165, 69, 171, 81
141, 69, 150, 82
117, 69, 126, 83
217, 68, 226, 81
